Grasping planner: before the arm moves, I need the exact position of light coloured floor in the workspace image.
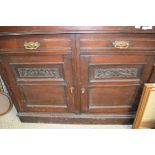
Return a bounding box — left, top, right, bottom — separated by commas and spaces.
0, 105, 131, 129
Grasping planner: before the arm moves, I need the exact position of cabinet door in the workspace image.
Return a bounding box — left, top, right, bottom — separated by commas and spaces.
80, 55, 153, 114
2, 55, 75, 113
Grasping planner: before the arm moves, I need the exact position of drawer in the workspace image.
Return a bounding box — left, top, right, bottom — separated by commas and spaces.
0, 34, 72, 54
80, 34, 155, 53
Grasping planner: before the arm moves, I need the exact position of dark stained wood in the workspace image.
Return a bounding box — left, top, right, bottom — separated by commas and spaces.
80, 34, 155, 51
0, 26, 155, 35
150, 64, 155, 82
0, 26, 155, 124
88, 85, 139, 113
80, 54, 154, 115
0, 26, 141, 32
0, 34, 72, 55
1, 55, 75, 113
18, 112, 134, 125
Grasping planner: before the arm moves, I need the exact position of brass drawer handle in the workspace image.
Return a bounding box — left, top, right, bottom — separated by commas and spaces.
24, 41, 40, 50
113, 41, 129, 49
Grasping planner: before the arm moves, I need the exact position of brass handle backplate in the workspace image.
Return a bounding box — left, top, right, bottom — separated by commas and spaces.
113, 40, 129, 49
24, 41, 40, 50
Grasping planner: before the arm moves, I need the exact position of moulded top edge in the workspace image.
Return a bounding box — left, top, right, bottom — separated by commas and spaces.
0, 26, 155, 36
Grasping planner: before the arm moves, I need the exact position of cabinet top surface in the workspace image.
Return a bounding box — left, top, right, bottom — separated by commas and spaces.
0, 26, 155, 36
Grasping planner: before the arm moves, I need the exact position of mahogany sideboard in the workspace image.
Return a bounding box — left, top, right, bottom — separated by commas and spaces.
0, 26, 155, 124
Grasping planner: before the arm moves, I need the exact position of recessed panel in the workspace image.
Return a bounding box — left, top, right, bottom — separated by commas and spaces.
17, 68, 60, 78
89, 85, 139, 108
12, 64, 64, 81
89, 64, 144, 82
19, 84, 67, 107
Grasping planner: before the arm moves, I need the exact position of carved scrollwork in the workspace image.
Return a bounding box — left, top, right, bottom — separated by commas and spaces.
17, 68, 60, 78
95, 68, 138, 78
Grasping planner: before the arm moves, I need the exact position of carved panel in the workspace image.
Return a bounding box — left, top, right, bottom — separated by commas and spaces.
89, 64, 145, 82
95, 68, 138, 78
11, 62, 65, 82
17, 68, 60, 78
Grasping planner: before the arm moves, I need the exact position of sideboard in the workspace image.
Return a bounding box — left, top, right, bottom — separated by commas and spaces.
0, 26, 155, 124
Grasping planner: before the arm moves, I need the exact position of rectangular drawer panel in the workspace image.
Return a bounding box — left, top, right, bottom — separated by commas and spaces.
0, 34, 72, 54
80, 34, 155, 52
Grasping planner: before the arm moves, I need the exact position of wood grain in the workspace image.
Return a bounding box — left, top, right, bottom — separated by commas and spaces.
0, 26, 155, 124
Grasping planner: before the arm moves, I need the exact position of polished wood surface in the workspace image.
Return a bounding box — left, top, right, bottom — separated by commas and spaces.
80, 55, 153, 114
0, 34, 72, 54
1, 55, 74, 113
0, 26, 155, 124
1, 26, 155, 35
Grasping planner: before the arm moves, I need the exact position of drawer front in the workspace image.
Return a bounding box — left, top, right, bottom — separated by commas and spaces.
0, 34, 72, 54
1, 55, 75, 113
80, 55, 153, 114
79, 34, 155, 54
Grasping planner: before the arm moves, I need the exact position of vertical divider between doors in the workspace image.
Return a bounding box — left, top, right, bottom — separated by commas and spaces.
71, 34, 81, 113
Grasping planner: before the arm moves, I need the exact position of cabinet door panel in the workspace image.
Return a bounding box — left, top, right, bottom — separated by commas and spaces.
2, 55, 74, 113
20, 85, 67, 106
80, 55, 153, 114
88, 85, 139, 113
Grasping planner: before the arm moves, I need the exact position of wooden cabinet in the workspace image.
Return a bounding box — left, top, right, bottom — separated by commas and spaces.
0, 26, 155, 124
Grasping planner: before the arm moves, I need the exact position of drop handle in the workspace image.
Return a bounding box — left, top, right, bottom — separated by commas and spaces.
70, 87, 75, 94
81, 88, 85, 94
